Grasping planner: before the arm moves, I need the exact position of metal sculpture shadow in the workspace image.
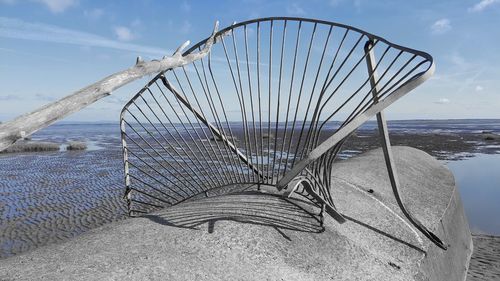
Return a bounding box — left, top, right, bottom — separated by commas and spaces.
120, 17, 446, 249
142, 186, 325, 234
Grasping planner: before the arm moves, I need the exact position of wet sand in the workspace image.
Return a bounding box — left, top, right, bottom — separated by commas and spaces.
0, 148, 127, 258
0, 130, 499, 259
467, 235, 500, 281
345, 129, 500, 161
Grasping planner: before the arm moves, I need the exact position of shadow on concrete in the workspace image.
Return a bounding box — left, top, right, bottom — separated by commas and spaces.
342, 214, 426, 254
143, 190, 325, 235
143, 186, 425, 252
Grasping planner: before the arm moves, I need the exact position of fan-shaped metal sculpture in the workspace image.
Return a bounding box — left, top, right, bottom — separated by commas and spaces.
120, 17, 446, 249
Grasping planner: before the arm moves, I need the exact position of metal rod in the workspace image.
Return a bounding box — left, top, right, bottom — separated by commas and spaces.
364, 39, 447, 250
160, 76, 265, 179
120, 18, 436, 227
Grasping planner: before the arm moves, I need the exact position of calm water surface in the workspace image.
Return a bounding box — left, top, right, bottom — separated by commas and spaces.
447, 154, 500, 235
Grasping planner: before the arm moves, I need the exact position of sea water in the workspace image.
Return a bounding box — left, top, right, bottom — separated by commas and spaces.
447, 154, 500, 235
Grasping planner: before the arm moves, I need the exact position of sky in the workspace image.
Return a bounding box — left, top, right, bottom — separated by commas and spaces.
1, 0, 499, 122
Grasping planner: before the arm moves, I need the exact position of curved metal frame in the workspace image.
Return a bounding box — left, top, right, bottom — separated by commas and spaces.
120, 17, 446, 250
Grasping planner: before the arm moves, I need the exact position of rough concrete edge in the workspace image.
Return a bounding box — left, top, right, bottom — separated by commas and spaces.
416, 184, 473, 281
439, 168, 474, 281
463, 234, 474, 281
452, 183, 473, 280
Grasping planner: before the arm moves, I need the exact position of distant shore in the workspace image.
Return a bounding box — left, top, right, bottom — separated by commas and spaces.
345, 129, 500, 161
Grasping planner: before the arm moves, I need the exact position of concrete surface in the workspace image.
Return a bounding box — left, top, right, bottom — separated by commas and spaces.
0, 146, 472, 280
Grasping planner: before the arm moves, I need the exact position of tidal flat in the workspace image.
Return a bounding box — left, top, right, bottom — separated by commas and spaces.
0, 120, 499, 258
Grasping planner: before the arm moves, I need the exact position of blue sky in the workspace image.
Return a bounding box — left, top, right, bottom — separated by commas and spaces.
1, 0, 499, 122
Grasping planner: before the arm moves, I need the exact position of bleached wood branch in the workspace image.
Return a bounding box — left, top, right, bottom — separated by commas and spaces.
0, 21, 226, 152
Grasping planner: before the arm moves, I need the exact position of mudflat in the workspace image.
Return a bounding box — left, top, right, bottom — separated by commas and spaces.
467, 235, 500, 281
0, 128, 498, 258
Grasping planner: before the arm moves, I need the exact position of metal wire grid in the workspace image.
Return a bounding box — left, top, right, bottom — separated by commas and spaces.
120, 17, 432, 217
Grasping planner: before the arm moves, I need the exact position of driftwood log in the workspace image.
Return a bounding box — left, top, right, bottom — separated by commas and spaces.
0, 22, 223, 152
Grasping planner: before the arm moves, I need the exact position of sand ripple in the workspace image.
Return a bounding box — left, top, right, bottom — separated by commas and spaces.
467, 235, 500, 281
0, 148, 128, 258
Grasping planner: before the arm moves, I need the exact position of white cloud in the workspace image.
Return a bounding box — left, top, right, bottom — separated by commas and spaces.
469, 0, 499, 12
449, 52, 467, 68
104, 95, 128, 105
286, 3, 305, 15
0, 94, 21, 101
0, 17, 169, 56
443, 52, 485, 95
83, 8, 104, 20
434, 98, 450, 104
431, 18, 451, 34
34, 0, 77, 13
330, 0, 342, 6
329, 0, 363, 10
180, 1, 190, 12
35, 93, 56, 101
1, 0, 77, 12
475, 85, 484, 91
131, 19, 141, 28
179, 20, 191, 34
114, 26, 134, 41
0, 46, 70, 62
